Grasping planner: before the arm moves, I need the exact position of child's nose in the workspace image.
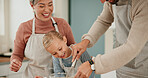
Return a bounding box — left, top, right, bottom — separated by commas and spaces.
58, 52, 63, 57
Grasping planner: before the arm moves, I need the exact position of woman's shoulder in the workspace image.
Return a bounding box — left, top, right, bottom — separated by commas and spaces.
53, 17, 65, 21
52, 17, 68, 24
20, 18, 33, 26
18, 18, 33, 29
16, 18, 33, 34
52, 17, 70, 29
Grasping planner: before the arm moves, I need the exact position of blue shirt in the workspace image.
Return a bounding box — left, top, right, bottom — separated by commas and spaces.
52, 51, 95, 78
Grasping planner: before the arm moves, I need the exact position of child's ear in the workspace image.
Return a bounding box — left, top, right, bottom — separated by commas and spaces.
63, 36, 67, 44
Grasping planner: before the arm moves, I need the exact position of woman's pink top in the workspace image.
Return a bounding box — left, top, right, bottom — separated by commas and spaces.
11, 17, 75, 62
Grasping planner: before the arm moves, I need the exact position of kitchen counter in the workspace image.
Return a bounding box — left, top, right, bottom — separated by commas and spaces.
0, 57, 29, 77
0, 56, 28, 65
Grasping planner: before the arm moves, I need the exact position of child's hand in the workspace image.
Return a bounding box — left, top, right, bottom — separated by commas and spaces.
34, 76, 43, 78
9, 59, 22, 72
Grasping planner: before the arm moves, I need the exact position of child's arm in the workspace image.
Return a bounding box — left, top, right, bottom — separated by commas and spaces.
52, 56, 66, 77
80, 51, 91, 63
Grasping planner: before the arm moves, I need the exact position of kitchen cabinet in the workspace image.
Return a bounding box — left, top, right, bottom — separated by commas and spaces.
0, 64, 9, 77
0, 57, 28, 78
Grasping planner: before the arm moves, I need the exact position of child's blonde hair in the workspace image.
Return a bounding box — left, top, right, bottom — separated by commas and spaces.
29, 0, 40, 5
43, 31, 63, 48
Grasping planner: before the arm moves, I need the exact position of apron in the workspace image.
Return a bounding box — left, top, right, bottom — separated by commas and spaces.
23, 17, 59, 78
112, 0, 148, 78
59, 57, 82, 77
59, 57, 95, 78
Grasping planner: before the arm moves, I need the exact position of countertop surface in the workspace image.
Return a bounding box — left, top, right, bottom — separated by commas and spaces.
0, 56, 28, 65
0, 56, 11, 63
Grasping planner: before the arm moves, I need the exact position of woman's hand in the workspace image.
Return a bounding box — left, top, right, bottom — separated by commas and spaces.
9, 59, 22, 72
74, 61, 92, 78
71, 39, 90, 62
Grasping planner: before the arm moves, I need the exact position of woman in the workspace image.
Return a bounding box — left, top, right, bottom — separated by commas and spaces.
72, 0, 148, 78
9, 0, 75, 78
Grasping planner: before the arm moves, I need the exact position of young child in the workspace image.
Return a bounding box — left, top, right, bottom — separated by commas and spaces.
42, 31, 95, 78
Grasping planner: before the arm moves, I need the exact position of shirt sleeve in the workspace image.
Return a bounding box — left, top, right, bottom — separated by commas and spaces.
80, 51, 96, 78
94, 0, 148, 74
52, 56, 66, 77
10, 23, 26, 62
80, 51, 91, 63
82, 2, 114, 48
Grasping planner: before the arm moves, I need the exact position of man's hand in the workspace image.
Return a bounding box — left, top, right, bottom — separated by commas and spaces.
10, 59, 22, 72
71, 39, 90, 62
74, 61, 92, 78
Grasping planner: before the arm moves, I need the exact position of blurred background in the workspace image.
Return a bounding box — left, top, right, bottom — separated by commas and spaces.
0, 0, 115, 78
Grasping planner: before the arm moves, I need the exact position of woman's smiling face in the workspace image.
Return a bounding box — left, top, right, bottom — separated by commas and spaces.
31, 0, 53, 21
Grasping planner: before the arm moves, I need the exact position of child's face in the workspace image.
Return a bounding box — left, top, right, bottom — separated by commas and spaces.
46, 36, 71, 58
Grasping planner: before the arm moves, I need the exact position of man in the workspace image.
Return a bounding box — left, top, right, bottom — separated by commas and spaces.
72, 0, 148, 78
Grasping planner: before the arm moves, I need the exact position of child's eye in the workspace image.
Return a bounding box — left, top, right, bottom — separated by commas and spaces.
53, 52, 57, 55
59, 48, 62, 51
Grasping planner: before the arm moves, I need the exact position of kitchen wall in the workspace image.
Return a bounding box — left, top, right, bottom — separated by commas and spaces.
0, 0, 34, 53
70, 0, 104, 56
0, 0, 5, 36
54, 0, 69, 22
9, 0, 34, 49
0, 0, 10, 53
